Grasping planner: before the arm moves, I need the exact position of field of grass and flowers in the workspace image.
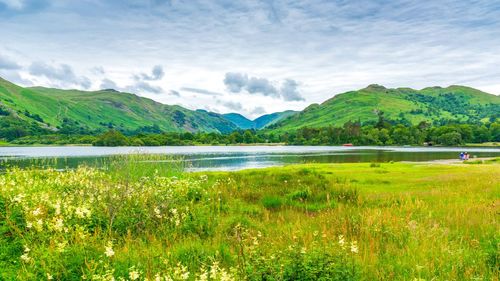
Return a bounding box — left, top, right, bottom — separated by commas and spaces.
1, 155, 499, 280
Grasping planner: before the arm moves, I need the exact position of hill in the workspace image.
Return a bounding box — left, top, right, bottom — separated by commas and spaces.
0, 77, 237, 135
222, 110, 298, 130
269, 84, 500, 132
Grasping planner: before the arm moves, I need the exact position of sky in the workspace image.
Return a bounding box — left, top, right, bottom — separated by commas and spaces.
0, 0, 499, 119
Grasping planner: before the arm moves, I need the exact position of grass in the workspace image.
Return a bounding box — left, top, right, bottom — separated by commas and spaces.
0, 156, 499, 280
466, 142, 500, 147
0, 77, 236, 133
269, 85, 500, 132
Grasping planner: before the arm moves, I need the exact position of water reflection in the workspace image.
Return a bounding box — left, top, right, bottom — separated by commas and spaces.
0, 146, 499, 171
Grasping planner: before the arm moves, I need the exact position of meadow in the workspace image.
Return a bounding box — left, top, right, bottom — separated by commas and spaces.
0, 155, 498, 280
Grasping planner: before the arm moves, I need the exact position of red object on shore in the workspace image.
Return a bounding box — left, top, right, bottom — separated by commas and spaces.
343, 143, 353, 146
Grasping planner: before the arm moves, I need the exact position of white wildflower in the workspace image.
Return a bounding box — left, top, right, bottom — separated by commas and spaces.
53, 218, 64, 232
129, 267, 140, 280
20, 253, 31, 263
12, 193, 25, 203
104, 241, 115, 258
57, 241, 67, 253
338, 235, 345, 247
32, 207, 42, 216
154, 207, 162, 219
47, 273, 53, 280
350, 241, 358, 253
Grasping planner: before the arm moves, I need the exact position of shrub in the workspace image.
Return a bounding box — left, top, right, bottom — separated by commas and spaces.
261, 196, 283, 210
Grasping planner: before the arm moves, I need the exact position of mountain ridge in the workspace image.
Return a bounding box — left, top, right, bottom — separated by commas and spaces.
222, 110, 298, 130
267, 84, 500, 132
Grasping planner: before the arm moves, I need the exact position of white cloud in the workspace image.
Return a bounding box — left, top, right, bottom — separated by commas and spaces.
0, 0, 498, 118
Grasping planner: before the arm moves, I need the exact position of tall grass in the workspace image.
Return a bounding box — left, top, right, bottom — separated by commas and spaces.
0, 156, 498, 280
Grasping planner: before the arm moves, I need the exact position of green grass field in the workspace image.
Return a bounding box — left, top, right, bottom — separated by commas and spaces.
1, 156, 498, 280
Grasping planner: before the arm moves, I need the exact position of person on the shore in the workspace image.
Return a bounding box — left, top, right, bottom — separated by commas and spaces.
460, 152, 464, 160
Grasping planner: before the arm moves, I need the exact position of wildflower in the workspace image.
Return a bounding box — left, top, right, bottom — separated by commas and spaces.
338, 235, 345, 247
35, 219, 44, 231
350, 241, 358, 253
12, 193, 25, 203
57, 241, 67, 253
26, 221, 33, 229
20, 253, 31, 262
53, 218, 64, 232
154, 207, 162, 218
75, 206, 91, 218
104, 241, 115, 258
129, 267, 140, 280
47, 273, 53, 280
32, 207, 42, 216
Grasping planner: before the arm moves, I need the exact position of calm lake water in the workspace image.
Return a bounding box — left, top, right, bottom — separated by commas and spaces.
1, 145, 499, 171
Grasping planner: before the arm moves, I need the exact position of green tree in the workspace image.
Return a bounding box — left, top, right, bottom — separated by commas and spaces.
93, 130, 129, 146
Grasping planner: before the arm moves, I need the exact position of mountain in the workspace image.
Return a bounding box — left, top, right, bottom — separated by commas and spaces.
254, 110, 297, 128
222, 113, 255, 129
268, 84, 500, 132
222, 110, 298, 130
0, 77, 237, 134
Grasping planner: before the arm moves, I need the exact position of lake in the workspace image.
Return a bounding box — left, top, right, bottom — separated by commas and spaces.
1, 145, 499, 171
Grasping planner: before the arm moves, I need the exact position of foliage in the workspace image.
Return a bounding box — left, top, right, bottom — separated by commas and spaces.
93, 130, 130, 146
0, 157, 499, 280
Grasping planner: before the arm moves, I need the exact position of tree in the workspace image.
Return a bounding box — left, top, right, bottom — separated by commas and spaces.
93, 130, 129, 146
437, 132, 462, 146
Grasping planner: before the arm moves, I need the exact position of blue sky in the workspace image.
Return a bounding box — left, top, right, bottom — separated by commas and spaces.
0, 0, 499, 118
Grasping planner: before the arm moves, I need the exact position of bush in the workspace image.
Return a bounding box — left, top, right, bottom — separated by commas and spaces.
261, 196, 283, 210
93, 130, 129, 146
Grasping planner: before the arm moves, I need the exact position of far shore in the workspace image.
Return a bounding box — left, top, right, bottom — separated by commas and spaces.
1, 142, 499, 148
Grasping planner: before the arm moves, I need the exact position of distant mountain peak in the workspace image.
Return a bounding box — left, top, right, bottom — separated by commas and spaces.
364, 84, 387, 92
101, 88, 120, 93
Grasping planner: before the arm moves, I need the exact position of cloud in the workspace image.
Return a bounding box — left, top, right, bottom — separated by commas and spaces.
123, 65, 166, 94
0, 0, 49, 13
223, 72, 304, 101
29, 61, 91, 89
0, 0, 25, 10
224, 72, 248, 93
221, 100, 243, 111
180, 87, 223, 96
100, 78, 117, 89
0, 53, 21, 70
246, 77, 279, 97
91, 66, 106, 75
251, 106, 266, 115
126, 81, 163, 94
169, 90, 180, 96
280, 79, 305, 101
135, 65, 165, 81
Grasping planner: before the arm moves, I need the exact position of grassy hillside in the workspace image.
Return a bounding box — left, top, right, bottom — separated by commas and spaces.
223, 110, 298, 130
253, 110, 297, 128
270, 84, 500, 132
0, 77, 237, 134
222, 113, 255, 129
1, 156, 499, 279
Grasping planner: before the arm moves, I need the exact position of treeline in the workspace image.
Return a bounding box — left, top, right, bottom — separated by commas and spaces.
87, 121, 500, 147
3, 114, 499, 146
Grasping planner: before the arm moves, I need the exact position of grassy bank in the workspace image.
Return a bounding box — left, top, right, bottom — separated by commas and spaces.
1, 157, 499, 280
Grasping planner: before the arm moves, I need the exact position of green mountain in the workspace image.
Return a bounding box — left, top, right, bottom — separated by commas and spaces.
0, 77, 237, 134
269, 84, 500, 132
254, 110, 297, 128
222, 111, 298, 130
222, 113, 255, 129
